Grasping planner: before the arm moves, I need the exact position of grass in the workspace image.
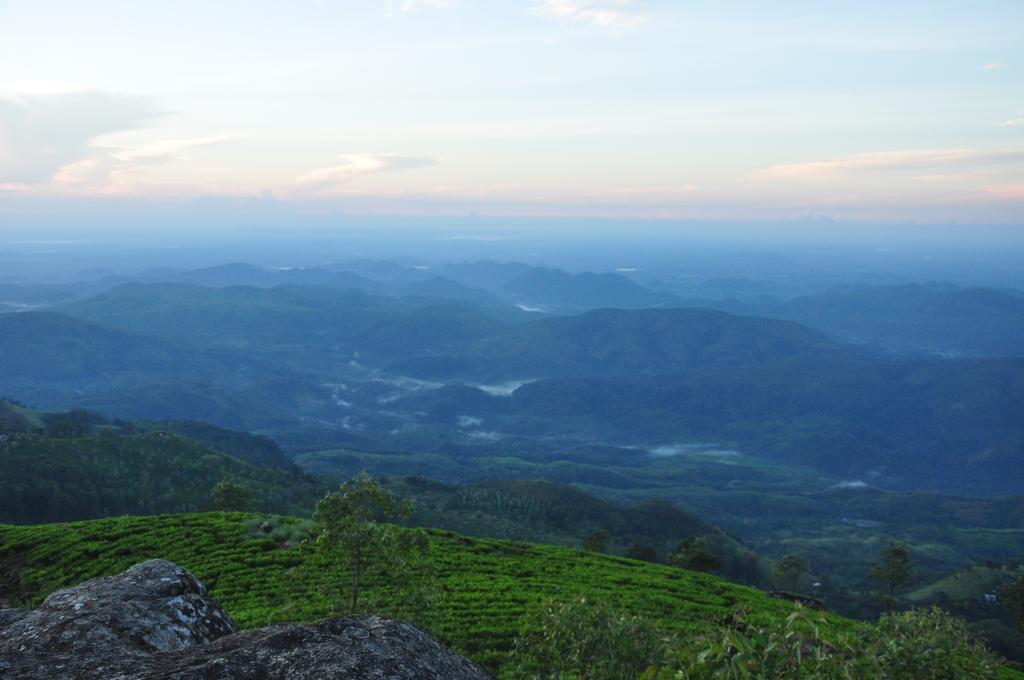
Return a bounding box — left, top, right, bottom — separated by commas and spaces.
909, 564, 1024, 604
0, 512, 852, 675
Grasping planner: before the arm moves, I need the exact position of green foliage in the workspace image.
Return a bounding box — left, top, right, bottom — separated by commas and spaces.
0, 513, 832, 675
147, 420, 295, 471
627, 544, 659, 563
383, 477, 772, 587
774, 553, 808, 591
653, 606, 1003, 679
211, 478, 253, 512
583, 529, 609, 553
510, 598, 674, 679
653, 606, 876, 678
511, 600, 1007, 679
0, 429, 326, 523
304, 443, 1024, 606
870, 542, 916, 606
310, 472, 430, 615
671, 538, 722, 574
1000, 577, 1024, 631
870, 607, 1002, 679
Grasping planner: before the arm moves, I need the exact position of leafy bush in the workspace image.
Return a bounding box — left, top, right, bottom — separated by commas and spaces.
511, 600, 1004, 679
872, 607, 1001, 679
510, 597, 674, 679
658, 606, 1000, 679
211, 478, 253, 512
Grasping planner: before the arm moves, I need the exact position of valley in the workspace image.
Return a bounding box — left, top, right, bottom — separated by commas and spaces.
3, 255, 1024, 669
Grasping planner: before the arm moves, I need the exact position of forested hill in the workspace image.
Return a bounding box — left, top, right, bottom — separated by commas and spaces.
393, 306, 846, 381
0, 404, 325, 523
1, 282, 1022, 495
735, 283, 1024, 358
0, 402, 772, 586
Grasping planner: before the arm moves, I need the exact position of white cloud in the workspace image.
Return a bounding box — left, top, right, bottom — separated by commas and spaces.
47, 135, 236, 193
0, 79, 86, 96
1002, 118, 1024, 127
110, 136, 234, 164
0, 91, 160, 183
530, 0, 645, 28
295, 153, 439, 188
401, 0, 455, 10
981, 61, 1007, 71
379, 0, 453, 16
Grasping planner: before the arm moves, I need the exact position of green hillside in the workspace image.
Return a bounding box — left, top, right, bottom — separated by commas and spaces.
0, 512, 849, 675
6, 284, 1023, 496
907, 563, 1024, 661
0, 427, 326, 523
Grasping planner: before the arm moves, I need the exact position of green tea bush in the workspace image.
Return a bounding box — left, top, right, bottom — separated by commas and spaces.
510, 597, 675, 679
511, 600, 1005, 679
659, 606, 1000, 679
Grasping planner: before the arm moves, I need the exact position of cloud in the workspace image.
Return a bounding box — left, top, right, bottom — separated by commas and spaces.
755, 149, 1024, 182
530, 0, 645, 28
111, 136, 234, 165
48, 136, 236, 192
0, 91, 161, 183
1002, 118, 1024, 127
401, 0, 455, 9
295, 153, 439, 189
986, 184, 1024, 199
379, 0, 453, 16
981, 61, 1007, 71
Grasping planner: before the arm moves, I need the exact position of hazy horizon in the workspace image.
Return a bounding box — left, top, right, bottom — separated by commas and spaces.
2, 0, 1023, 225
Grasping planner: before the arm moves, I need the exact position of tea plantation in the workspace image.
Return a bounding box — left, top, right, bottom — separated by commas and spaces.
0, 512, 850, 675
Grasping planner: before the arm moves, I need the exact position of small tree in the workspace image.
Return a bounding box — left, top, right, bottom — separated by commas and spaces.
583, 529, 609, 553
312, 472, 430, 615
626, 544, 658, 563
998, 576, 1024, 630
670, 537, 721, 574
869, 541, 915, 609
211, 478, 252, 512
773, 553, 808, 591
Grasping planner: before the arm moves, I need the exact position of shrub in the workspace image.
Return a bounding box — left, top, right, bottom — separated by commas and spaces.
510, 597, 675, 679
514, 599, 1002, 680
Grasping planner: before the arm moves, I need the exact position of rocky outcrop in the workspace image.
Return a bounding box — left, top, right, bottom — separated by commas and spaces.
0, 608, 28, 627
135, 614, 492, 679
0, 559, 490, 679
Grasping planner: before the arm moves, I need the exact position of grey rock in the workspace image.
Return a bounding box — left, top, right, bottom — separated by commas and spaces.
133, 614, 491, 679
0, 559, 237, 678
1, 560, 490, 680
0, 608, 29, 627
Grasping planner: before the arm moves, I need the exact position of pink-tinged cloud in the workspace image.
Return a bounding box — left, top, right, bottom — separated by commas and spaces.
0, 91, 161, 184
981, 61, 1007, 70
295, 153, 439, 190
754, 149, 1024, 182
986, 184, 1024, 199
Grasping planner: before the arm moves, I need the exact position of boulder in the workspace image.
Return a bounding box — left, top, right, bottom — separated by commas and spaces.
0, 609, 28, 627
0, 559, 490, 679
0, 559, 237, 677
135, 615, 492, 679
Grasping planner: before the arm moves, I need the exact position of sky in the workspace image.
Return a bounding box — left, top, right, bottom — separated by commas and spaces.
0, 0, 1022, 224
